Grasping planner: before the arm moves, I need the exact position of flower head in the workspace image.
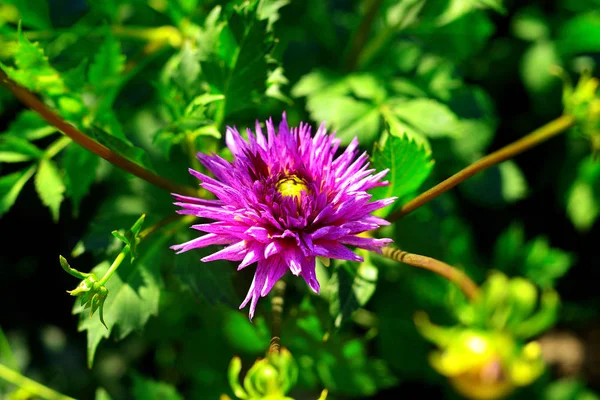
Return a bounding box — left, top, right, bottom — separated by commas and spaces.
172, 112, 395, 319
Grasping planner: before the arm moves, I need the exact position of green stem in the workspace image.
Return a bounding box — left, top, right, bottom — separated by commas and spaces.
0, 68, 199, 197
388, 114, 576, 221
0, 364, 76, 400
98, 247, 130, 286
381, 246, 480, 301
268, 280, 286, 355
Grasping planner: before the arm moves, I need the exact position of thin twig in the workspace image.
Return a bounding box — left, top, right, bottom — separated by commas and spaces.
389, 114, 576, 221
381, 246, 480, 301
268, 280, 286, 355
0, 68, 198, 197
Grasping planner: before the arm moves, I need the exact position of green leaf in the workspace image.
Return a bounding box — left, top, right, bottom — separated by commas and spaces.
222, 312, 270, 353
557, 12, 600, 57
204, 5, 271, 116
565, 156, 600, 231
91, 126, 154, 171
2, 28, 66, 96
328, 258, 378, 328
132, 374, 184, 400
0, 135, 44, 163
5, 0, 52, 29
493, 224, 575, 288
0, 165, 36, 218
95, 388, 113, 400
34, 158, 65, 222
391, 98, 460, 138
292, 71, 385, 145
63, 145, 99, 216
460, 160, 529, 207
370, 129, 434, 217
173, 236, 239, 308
0, 326, 19, 371
523, 237, 575, 289
88, 33, 125, 91
5, 111, 57, 141
75, 235, 166, 367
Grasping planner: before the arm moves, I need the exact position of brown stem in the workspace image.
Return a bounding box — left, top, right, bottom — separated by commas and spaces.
381, 246, 480, 301
344, 0, 384, 71
389, 114, 576, 221
268, 280, 286, 355
0, 68, 198, 197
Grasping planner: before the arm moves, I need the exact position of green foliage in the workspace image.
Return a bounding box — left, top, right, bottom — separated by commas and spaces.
493, 224, 575, 289
34, 158, 65, 222
63, 145, 99, 216
132, 374, 184, 400
75, 234, 165, 367
0, 166, 35, 217
0, 0, 598, 399
370, 129, 434, 216
327, 257, 378, 328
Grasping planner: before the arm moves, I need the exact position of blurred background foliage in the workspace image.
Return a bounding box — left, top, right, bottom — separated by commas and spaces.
0, 0, 599, 399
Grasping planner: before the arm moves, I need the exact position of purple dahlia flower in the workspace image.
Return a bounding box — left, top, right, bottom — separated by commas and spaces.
172, 112, 395, 319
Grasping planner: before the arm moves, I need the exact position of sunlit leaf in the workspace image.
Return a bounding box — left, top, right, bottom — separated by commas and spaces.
370, 129, 434, 217
34, 158, 65, 222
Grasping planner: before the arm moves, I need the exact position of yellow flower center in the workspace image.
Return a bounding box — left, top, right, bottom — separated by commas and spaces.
276, 175, 308, 199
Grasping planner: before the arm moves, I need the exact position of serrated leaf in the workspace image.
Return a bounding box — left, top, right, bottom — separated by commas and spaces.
132, 374, 184, 400
0, 135, 44, 163
75, 235, 166, 367
328, 259, 378, 328
63, 145, 99, 216
370, 130, 434, 217
34, 158, 65, 222
5, 0, 51, 29
2, 29, 66, 95
202, 4, 274, 117
91, 126, 154, 172
0, 165, 36, 218
88, 33, 125, 92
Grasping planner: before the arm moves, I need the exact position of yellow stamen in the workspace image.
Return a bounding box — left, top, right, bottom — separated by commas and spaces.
276, 175, 308, 199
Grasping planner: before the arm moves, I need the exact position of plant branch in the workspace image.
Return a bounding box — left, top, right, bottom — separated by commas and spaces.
344, 0, 384, 71
0, 363, 76, 400
389, 114, 576, 221
0, 68, 198, 197
268, 280, 286, 355
381, 246, 480, 301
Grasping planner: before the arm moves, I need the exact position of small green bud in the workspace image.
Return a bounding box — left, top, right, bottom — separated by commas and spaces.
226, 348, 298, 400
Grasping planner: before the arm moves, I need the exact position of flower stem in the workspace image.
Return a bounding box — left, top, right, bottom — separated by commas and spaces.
98, 247, 130, 286
0, 363, 76, 400
268, 280, 286, 355
0, 68, 199, 197
381, 246, 480, 301
389, 114, 576, 221
344, 0, 384, 71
